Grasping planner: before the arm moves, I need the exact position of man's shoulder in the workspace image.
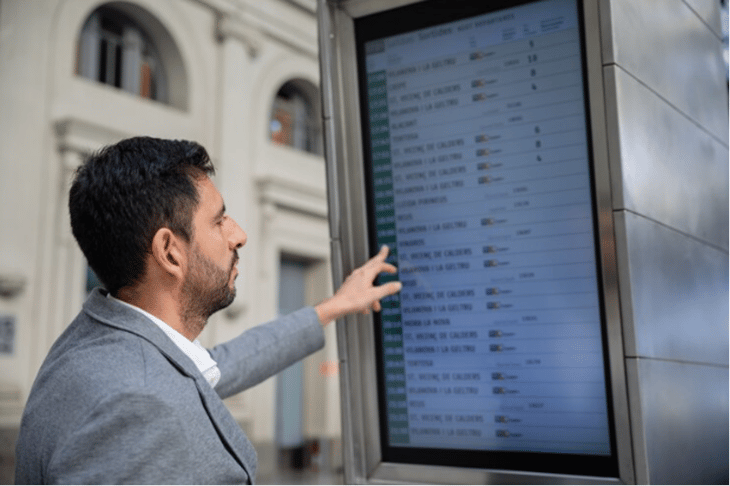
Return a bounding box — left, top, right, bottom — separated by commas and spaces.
43, 309, 150, 377
28, 307, 188, 415
18, 307, 193, 453
15, 316, 197, 485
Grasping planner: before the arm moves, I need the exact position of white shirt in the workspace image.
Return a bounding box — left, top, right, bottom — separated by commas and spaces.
107, 295, 221, 388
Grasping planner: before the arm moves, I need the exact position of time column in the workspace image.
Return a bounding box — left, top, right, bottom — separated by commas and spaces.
367, 69, 409, 445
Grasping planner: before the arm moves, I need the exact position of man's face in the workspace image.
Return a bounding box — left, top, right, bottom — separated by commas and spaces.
182, 242, 237, 320
181, 177, 247, 321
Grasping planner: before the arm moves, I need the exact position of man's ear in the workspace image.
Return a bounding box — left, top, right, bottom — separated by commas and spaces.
150, 227, 187, 280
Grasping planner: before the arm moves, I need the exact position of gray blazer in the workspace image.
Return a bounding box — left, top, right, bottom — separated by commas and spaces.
14, 288, 325, 484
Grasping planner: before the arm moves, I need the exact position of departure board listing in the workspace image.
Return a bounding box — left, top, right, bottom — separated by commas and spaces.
364, 0, 612, 456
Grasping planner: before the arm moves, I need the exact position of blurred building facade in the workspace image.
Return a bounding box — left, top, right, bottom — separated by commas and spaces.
0, 0, 341, 482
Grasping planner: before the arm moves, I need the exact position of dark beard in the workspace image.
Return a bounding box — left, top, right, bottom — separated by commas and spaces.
180, 249, 237, 336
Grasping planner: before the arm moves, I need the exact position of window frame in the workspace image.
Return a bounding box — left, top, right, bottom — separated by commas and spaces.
76, 5, 168, 103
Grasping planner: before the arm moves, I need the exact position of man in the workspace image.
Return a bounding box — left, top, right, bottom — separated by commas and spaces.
14, 137, 401, 484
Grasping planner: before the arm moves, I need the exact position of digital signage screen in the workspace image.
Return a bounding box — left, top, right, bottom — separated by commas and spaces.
356, 0, 619, 477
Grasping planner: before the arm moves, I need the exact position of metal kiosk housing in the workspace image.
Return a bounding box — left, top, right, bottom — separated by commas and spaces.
317, 0, 728, 483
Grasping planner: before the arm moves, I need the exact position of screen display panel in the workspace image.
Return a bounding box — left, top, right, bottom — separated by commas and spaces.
356, 0, 618, 477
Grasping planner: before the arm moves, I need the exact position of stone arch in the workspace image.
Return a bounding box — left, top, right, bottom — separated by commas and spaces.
74, 1, 189, 110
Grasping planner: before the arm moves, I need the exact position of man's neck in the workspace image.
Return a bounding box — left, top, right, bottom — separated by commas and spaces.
115, 285, 199, 341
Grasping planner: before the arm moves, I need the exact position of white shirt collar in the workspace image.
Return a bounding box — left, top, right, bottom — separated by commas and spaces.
107, 294, 221, 388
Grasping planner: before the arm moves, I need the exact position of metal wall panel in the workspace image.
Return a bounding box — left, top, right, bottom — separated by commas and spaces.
626, 358, 729, 484
682, 0, 724, 38
320, 0, 728, 483
603, 0, 728, 142
605, 65, 729, 250
615, 210, 728, 365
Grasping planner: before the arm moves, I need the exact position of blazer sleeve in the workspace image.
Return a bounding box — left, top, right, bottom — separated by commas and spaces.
46, 392, 196, 485
210, 307, 325, 399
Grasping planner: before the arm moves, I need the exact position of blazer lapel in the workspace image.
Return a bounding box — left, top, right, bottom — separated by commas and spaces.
193, 375, 258, 479
82, 289, 257, 480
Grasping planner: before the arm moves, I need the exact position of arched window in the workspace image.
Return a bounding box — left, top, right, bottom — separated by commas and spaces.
76, 5, 167, 103
269, 81, 322, 155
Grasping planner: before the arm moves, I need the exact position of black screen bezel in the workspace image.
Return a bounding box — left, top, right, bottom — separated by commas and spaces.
355, 0, 620, 478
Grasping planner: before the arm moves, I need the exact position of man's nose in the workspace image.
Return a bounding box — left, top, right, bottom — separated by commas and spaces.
229, 219, 247, 250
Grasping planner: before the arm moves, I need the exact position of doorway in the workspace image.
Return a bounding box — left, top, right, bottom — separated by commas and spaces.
275, 257, 308, 469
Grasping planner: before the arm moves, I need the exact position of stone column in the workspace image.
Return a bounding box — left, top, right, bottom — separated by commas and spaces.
214, 15, 262, 324
215, 14, 263, 425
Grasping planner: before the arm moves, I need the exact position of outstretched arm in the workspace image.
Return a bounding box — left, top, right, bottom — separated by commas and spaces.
211, 246, 401, 397
315, 245, 402, 326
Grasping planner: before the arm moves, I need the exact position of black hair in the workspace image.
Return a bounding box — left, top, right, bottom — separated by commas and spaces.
69, 136, 215, 295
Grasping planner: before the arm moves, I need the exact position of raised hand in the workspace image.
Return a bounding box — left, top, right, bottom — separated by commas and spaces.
315, 245, 402, 325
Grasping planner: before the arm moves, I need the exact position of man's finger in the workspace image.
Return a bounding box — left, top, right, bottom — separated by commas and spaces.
367, 245, 390, 267
374, 281, 402, 300
378, 244, 390, 258
378, 263, 398, 275
365, 282, 401, 314
361, 248, 397, 279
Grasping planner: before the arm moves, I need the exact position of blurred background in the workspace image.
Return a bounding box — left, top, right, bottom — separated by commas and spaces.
0, 0, 727, 484
0, 0, 342, 483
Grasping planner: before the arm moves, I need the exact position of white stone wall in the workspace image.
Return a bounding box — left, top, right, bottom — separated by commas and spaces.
0, 0, 340, 446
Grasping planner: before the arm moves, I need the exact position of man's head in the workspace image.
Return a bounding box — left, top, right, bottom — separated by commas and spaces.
69, 136, 219, 296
